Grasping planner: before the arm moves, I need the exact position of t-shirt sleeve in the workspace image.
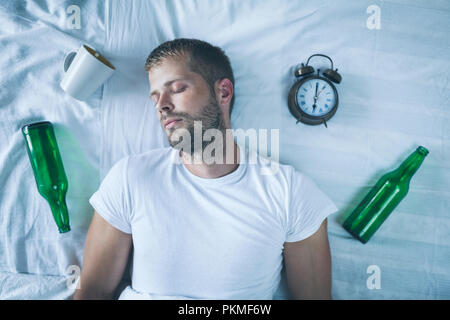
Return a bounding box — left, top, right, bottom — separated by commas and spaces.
285, 169, 338, 242
88, 157, 132, 234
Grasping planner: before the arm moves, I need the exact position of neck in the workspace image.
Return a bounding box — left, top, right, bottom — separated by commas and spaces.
180, 129, 240, 179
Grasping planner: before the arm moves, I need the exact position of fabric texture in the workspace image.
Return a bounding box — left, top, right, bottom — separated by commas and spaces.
1, 0, 449, 299
118, 285, 194, 300
0, 0, 106, 298
89, 144, 338, 299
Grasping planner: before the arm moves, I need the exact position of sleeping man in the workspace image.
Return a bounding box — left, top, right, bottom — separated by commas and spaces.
73, 38, 338, 300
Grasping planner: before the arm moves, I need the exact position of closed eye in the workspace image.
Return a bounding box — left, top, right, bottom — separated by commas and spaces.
174, 86, 187, 93
150, 85, 187, 104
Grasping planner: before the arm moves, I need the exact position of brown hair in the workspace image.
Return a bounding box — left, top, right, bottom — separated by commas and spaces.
145, 38, 235, 116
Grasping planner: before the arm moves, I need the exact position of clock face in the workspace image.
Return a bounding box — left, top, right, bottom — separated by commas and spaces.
296, 78, 337, 117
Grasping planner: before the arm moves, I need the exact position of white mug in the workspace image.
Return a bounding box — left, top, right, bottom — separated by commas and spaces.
60, 45, 115, 101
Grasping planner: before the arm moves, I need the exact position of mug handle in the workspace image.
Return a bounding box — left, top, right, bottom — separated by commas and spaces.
63, 51, 77, 72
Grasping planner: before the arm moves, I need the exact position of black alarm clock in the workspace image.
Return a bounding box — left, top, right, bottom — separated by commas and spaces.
288, 54, 342, 128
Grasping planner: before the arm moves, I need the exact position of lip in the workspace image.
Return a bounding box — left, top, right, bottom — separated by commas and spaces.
164, 118, 182, 129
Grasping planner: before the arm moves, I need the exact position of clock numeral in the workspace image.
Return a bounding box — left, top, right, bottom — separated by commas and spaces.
325, 104, 329, 109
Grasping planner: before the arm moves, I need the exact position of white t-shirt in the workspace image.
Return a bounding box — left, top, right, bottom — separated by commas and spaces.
89, 144, 338, 299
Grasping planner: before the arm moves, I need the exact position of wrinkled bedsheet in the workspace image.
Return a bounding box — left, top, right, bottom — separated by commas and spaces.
0, 0, 449, 299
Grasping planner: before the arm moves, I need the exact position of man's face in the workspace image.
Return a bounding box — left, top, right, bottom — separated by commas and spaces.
148, 57, 225, 154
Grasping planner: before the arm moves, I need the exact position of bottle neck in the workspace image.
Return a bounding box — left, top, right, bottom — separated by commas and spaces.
397, 150, 426, 183
49, 199, 71, 233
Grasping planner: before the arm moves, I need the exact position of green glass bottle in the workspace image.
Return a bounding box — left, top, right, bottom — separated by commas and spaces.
22, 121, 71, 233
343, 146, 428, 244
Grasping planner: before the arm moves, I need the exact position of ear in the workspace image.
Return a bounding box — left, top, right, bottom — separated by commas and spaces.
214, 78, 233, 108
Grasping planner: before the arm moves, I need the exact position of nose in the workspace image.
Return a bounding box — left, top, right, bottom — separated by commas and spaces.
156, 92, 174, 113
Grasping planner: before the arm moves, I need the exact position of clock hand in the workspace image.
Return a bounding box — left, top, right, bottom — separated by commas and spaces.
313, 82, 318, 109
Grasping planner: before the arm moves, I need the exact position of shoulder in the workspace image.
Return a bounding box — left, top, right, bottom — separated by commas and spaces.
245, 148, 303, 189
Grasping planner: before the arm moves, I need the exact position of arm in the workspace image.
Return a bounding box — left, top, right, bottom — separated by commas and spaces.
283, 219, 332, 299
73, 211, 132, 300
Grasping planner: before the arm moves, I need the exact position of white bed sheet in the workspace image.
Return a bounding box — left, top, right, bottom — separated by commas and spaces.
0, 0, 106, 298
0, 0, 449, 299
0, 271, 73, 300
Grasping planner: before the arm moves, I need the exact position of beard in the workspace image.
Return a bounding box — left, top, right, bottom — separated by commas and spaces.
163, 96, 226, 156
